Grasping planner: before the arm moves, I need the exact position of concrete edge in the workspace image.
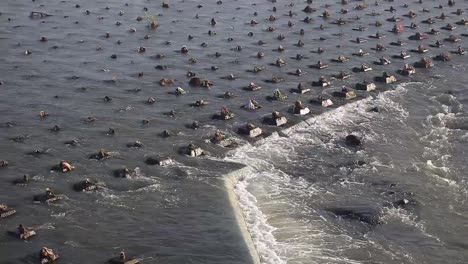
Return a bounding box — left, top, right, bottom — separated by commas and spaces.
223, 165, 261, 264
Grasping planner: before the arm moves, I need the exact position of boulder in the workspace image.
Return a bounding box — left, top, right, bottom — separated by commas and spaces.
345, 134, 361, 146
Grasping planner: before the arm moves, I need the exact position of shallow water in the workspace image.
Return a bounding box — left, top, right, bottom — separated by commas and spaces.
1, 0, 468, 263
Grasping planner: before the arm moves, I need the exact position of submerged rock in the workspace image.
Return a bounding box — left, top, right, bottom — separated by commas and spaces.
73, 179, 99, 192
12, 174, 30, 186
127, 141, 143, 148
328, 206, 383, 225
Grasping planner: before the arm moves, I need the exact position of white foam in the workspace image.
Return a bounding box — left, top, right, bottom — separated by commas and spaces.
96, 192, 132, 209
64, 240, 81, 247
127, 183, 161, 193
381, 207, 441, 244
51, 212, 66, 218
284, 84, 409, 145
224, 85, 440, 263
420, 160, 458, 186
235, 174, 286, 264
35, 223, 55, 230
430, 93, 463, 114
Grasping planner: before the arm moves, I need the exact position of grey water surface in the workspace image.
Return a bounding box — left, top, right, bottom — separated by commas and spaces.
1, 0, 467, 263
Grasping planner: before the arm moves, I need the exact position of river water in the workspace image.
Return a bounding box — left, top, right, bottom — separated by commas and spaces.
1, 0, 467, 263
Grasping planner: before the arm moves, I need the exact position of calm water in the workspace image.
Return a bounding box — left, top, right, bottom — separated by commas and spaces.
1, 0, 467, 263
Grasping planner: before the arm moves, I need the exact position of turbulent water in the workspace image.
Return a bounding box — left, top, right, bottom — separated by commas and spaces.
227, 72, 468, 263
1, 0, 468, 263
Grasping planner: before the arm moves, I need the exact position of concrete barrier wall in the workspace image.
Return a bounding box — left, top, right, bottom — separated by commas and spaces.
223, 166, 261, 264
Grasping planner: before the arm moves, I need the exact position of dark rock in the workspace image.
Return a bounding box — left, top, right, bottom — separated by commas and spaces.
189, 121, 200, 129
189, 77, 201, 86
51, 125, 60, 132
161, 130, 173, 138
356, 160, 366, 166
345, 134, 361, 146
12, 174, 30, 185
107, 128, 115, 135
369, 106, 379, 112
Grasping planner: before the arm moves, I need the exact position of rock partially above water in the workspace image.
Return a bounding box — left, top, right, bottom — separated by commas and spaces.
345, 134, 361, 146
